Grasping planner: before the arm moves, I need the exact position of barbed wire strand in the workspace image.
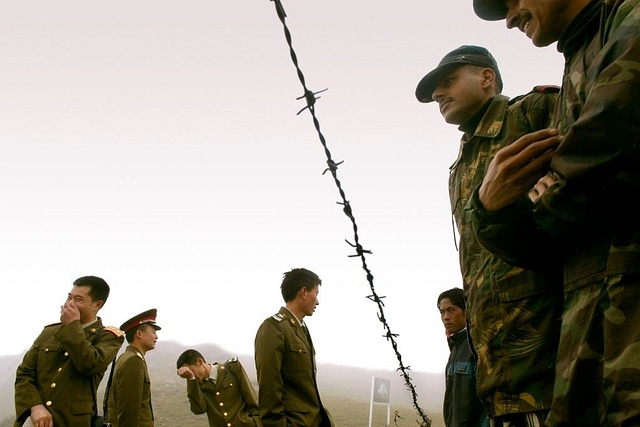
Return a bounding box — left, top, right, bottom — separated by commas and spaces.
267, 1, 431, 426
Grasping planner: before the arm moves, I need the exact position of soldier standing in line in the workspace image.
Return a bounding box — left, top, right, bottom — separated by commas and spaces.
14, 275, 124, 427
106, 308, 161, 427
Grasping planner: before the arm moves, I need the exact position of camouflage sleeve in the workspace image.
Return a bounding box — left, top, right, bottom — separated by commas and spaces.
537, 1, 640, 235
469, 187, 564, 273
469, 89, 564, 272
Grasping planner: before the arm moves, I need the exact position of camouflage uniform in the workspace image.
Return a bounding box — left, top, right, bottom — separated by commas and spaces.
471, 1, 640, 425
451, 91, 563, 419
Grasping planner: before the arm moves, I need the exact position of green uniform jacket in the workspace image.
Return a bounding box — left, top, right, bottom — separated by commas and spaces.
451, 92, 563, 417
186, 357, 261, 427
14, 318, 124, 427
106, 345, 154, 427
254, 307, 333, 427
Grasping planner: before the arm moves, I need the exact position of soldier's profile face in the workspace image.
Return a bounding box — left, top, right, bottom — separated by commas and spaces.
137, 324, 158, 352
504, 0, 574, 47
432, 65, 492, 126
301, 284, 320, 317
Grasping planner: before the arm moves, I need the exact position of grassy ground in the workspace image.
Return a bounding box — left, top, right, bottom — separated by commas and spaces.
3, 396, 444, 427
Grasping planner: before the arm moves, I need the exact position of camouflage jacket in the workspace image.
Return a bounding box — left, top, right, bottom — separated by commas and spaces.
450, 92, 563, 417
471, 0, 640, 291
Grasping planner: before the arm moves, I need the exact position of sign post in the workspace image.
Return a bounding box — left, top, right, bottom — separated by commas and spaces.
368, 376, 391, 427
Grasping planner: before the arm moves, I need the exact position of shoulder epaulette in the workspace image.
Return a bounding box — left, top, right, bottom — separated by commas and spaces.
509, 84, 560, 105
44, 322, 62, 328
271, 313, 286, 322
103, 326, 124, 338
226, 356, 238, 364
532, 84, 560, 93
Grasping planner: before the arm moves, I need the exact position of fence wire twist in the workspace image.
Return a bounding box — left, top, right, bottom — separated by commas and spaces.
267, 1, 431, 426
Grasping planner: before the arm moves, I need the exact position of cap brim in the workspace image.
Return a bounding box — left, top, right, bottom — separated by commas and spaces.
415, 64, 457, 103
473, 0, 508, 21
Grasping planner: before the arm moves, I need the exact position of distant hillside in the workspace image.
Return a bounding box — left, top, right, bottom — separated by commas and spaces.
1, 341, 444, 427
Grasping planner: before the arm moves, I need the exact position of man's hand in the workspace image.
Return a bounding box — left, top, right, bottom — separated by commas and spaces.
177, 366, 196, 380
479, 128, 561, 212
59, 300, 81, 325
30, 404, 53, 427
528, 172, 559, 204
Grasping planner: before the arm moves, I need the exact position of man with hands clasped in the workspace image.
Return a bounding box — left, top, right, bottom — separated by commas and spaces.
471, 0, 640, 424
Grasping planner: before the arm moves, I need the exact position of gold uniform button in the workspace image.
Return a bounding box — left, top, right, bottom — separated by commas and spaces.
219, 402, 224, 407
57, 367, 62, 372
227, 424, 231, 427
220, 366, 225, 370
229, 383, 233, 386
64, 352, 69, 357
45, 348, 50, 352
224, 412, 228, 416
216, 392, 220, 396
46, 401, 52, 406
51, 383, 56, 388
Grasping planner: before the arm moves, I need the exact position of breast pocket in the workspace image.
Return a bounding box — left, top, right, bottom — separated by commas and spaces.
285, 343, 310, 372
37, 342, 62, 371
451, 361, 475, 377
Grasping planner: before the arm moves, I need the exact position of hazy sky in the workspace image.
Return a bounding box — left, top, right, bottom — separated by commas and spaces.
1, 0, 564, 376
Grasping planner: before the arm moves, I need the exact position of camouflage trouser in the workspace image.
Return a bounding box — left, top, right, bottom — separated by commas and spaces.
547, 274, 640, 427
490, 410, 548, 427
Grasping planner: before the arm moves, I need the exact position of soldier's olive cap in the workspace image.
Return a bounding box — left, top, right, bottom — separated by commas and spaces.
473, 0, 508, 21
120, 308, 162, 333
415, 45, 503, 103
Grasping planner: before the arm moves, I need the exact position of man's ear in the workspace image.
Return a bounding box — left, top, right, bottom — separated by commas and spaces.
481, 68, 496, 89
298, 287, 308, 299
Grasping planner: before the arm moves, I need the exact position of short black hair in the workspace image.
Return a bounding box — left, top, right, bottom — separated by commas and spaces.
437, 287, 465, 311
176, 349, 206, 369
73, 276, 110, 304
280, 268, 321, 302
